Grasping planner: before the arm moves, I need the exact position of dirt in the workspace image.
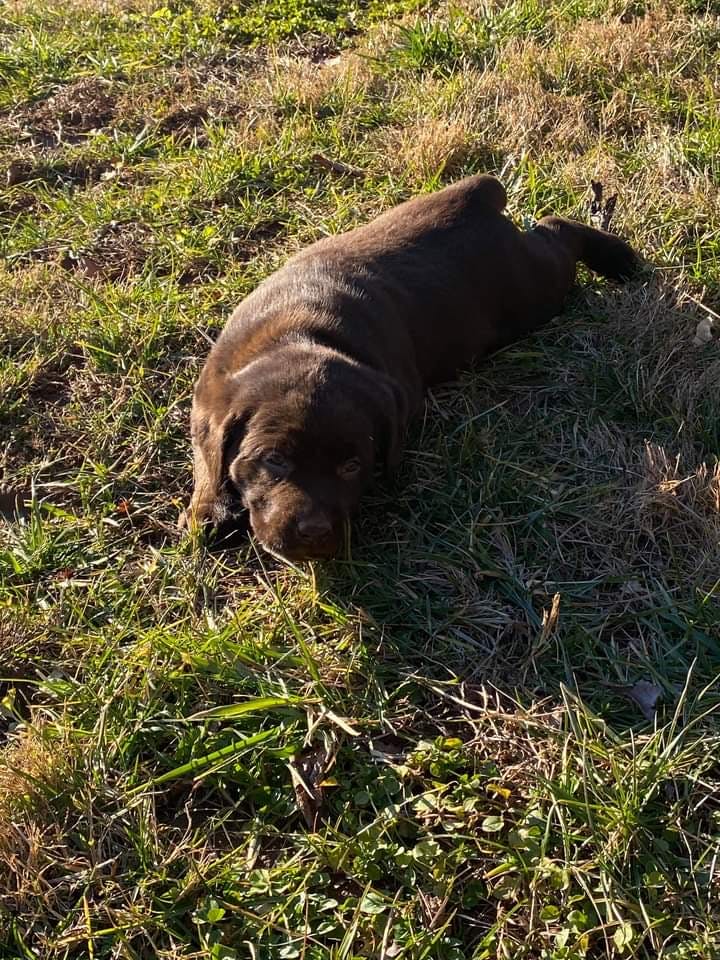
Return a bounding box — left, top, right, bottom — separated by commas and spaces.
2, 155, 114, 190
4, 213, 141, 274
60, 219, 155, 281
229, 217, 286, 259
0, 489, 31, 522
157, 103, 213, 145
7, 209, 284, 287
156, 94, 257, 145
0, 187, 38, 217
176, 255, 223, 286
26, 351, 86, 405
5, 158, 34, 186
20, 78, 118, 146
26, 370, 73, 405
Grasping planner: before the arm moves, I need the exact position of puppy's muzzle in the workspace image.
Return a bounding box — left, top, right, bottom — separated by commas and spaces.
296, 511, 333, 543
257, 506, 341, 561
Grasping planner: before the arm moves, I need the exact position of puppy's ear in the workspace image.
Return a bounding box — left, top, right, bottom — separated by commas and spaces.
367, 371, 409, 479
179, 404, 247, 531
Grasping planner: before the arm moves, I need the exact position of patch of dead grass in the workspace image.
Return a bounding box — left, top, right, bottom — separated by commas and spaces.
59, 218, 155, 282
639, 441, 720, 556
545, 5, 711, 92
29, 78, 117, 133
6, 0, 162, 12
546, 415, 720, 594
270, 49, 377, 111
493, 77, 591, 156
0, 728, 206, 944
0, 264, 86, 350
377, 113, 482, 180
366, 64, 592, 185
0, 731, 75, 865
112, 58, 272, 147
2, 78, 120, 151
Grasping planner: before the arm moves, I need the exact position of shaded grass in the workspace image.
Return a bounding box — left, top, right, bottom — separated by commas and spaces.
1, 0, 720, 958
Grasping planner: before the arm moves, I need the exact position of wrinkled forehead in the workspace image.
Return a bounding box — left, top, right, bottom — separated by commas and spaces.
242, 397, 374, 462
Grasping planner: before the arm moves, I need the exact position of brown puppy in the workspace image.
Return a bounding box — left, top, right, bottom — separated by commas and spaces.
184, 174, 637, 560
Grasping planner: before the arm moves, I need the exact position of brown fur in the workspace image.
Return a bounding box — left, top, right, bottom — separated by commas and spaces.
182, 174, 638, 560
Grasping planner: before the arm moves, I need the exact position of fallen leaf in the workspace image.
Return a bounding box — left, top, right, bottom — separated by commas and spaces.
486, 782, 512, 801
288, 739, 337, 830
627, 680, 663, 721
693, 317, 714, 346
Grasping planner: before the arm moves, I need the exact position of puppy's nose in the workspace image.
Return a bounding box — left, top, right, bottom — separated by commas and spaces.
296, 512, 332, 541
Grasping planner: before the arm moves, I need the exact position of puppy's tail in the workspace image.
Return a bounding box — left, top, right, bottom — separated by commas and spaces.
537, 215, 639, 281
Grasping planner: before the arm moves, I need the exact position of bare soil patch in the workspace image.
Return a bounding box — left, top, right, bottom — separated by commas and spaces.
59, 219, 154, 281
18, 78, 118, 147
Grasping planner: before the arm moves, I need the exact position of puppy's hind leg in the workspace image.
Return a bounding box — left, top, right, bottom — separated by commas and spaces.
535, 215, 639, 282
454, 173, 508, 214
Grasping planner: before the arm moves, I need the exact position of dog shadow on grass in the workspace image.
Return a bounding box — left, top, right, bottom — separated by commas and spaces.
246, 270, 720, 730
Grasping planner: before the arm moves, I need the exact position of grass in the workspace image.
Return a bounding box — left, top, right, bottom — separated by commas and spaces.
1, 0, 719, 957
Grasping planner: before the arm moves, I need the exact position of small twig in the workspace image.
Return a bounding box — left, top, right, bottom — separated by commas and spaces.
4, 242, 66, 265
311, 152, 365, 179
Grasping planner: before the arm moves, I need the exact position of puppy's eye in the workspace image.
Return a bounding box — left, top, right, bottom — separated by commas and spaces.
261, 452, 291, 474
338, 457, 362, 480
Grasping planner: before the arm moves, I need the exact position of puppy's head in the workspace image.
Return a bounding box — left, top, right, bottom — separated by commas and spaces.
185, 343, 408, 560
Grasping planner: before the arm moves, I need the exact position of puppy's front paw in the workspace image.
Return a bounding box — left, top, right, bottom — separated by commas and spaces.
601, 237, 641, 282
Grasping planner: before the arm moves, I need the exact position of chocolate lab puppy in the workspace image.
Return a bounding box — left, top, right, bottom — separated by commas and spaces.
183, 174, 637, 560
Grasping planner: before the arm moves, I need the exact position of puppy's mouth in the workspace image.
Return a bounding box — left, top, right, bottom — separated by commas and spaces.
258, 537, 340, 563
246, 498, 349, 563
254, 516, 348, 563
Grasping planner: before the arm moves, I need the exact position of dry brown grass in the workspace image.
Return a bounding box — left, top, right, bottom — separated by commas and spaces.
270, 50, 377, 111
0, 730, 69, 821
6, 0, 164, 13
639, 442, 720, 559
376, 112, 481, 180
0, 264, 84, 345
547, 6, 701, 85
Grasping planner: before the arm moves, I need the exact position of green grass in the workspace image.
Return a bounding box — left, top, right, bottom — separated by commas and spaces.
1, 0, 720, 957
